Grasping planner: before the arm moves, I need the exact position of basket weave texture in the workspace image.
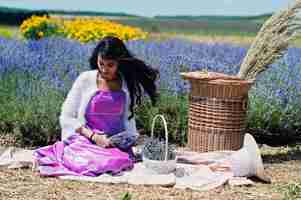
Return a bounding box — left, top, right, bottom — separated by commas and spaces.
181, 71, 254, 152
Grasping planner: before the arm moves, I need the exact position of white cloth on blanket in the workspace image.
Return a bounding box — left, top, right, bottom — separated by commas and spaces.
60, 163, 231, 189
61, 163, 177, 187
0, 146, 254, 191
175, 164, 233, 191
0, 147, 34, 169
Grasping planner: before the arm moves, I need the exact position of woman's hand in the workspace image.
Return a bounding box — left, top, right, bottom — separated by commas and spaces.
92, 134, 111, 148
76, 126, 93, 138
76, 126, 111, 147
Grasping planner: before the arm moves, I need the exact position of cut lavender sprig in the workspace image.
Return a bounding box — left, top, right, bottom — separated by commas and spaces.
142, 138, 176, 161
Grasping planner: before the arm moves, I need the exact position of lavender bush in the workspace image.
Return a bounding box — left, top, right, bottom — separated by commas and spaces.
0, 36, 300, 146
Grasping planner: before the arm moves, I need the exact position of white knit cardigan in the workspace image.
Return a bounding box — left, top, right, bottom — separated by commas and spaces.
59, 69, 138, 141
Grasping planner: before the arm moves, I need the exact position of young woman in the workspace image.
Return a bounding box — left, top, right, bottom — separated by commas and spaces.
33, 36, 159, 176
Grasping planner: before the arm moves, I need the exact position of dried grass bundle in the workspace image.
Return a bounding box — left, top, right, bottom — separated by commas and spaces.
238, 0, 301, 80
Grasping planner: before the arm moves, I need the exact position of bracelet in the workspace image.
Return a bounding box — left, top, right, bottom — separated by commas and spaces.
89, 132, 96, 141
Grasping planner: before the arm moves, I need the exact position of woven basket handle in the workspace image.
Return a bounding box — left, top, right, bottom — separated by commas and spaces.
151, 114, 169, 161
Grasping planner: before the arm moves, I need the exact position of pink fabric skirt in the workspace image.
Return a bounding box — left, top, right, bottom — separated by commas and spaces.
33, 134, 133, 177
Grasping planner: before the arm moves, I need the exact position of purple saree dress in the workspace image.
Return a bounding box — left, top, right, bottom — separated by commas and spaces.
33, 90, 135, 177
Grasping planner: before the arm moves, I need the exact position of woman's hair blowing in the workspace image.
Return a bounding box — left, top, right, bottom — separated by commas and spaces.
89, 36, 159, 119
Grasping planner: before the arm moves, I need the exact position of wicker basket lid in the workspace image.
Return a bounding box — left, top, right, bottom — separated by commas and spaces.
180, 71, 254, 86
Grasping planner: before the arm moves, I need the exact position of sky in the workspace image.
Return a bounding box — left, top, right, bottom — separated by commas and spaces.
0, 0, 296, 17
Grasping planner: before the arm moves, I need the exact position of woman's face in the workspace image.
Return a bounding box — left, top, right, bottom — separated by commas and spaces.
97, 55, 119, 80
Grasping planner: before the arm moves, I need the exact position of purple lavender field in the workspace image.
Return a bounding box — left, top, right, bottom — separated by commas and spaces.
0, 36, 300, 146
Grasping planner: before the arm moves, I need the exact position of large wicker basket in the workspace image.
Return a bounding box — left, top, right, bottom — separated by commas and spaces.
181, 71, 254, 152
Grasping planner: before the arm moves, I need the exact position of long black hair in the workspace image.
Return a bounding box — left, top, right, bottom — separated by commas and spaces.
89, 36, 159, 119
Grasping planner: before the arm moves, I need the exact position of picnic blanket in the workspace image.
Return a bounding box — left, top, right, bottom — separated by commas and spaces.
0, 146, 254, 191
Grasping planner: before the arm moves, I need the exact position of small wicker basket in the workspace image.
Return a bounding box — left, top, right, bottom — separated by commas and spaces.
181, 71, 254, 152
142, 114, 177, 174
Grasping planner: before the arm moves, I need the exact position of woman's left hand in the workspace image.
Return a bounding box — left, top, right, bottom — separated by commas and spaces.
93, 134, 111, 148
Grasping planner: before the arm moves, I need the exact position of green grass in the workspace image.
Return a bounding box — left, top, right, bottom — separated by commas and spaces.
172, 30, 257, 37
281, 182, 301, 200
291, 36, 301, 47
112, 16, 262, 36
0, 24, 19, 38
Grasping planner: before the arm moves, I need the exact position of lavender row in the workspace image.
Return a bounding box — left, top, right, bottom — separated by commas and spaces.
1, 36, 300, 116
